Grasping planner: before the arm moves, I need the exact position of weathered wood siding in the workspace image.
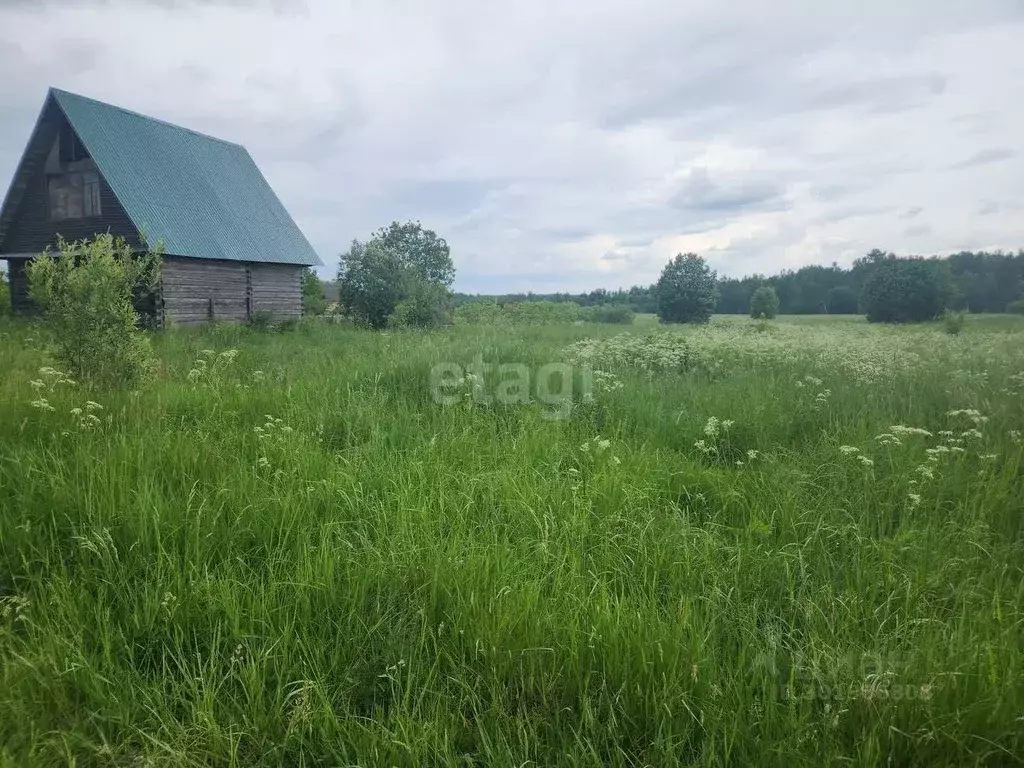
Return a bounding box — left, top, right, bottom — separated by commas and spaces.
250, 263, 303, 319
160, 259, 304, 326
161, 257, 248, 326
1, 102, 140, 255
6, 259, 33, 314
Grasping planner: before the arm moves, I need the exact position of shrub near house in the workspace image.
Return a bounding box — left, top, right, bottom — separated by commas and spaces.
26, 234, 161, 386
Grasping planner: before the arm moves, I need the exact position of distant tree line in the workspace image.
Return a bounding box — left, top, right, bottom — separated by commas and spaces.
453, 249, 1024, 317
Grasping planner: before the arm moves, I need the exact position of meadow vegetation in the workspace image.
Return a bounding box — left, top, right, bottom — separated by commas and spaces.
1, 312, 1023, 765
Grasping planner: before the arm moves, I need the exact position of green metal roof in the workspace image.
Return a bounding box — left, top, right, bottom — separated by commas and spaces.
47, 88, 321, 266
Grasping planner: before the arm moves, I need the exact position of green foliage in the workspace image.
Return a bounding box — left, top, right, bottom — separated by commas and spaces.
825, 285, 859, 314
861, 255, 949, 323
26, 234, 161, 386
337, 221, 454, 329
247, 311, 274, 332
0, 268, 11, 317
453, 299, 584, 326
1007, 298, 1024, 315
749, 285, 779, 319
387, 278, 452, 328
586, 303, 635, 324
452, 300, 632, 326
655, 252, 718, 324
941, 309, 966, 335
371, 220, 455, 286
300, 268, 327, 316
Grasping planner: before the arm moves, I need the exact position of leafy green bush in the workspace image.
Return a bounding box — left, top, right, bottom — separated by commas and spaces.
586, 304, 635, 324
301, 268, 327, 316
388, 278, 452, 328
749, 286, 779, 319
0, 269, 11, 317
247, 311, 274, 332
338, 221, 453, 328
1007, 299, 1024, 315
861, 256, 949, 323
26, 234, 161, 386
453, 300, 586, 326
941, 309, 966, 335
452, 300, 503, 325
655, 253, 718, 324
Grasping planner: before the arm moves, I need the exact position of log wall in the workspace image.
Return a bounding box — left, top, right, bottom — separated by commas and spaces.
250, 263, 303, 320
162, 257, 248, 326
161, 258, 303, 326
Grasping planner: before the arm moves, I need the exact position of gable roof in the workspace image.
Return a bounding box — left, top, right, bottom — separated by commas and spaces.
0, 88, 321, 266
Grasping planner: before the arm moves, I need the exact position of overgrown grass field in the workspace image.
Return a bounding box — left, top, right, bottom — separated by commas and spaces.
1, 315, 1023, 766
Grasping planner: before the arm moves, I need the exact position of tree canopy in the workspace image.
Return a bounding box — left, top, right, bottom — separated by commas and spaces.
655, 253, 718, 324
337, 221, 454, 328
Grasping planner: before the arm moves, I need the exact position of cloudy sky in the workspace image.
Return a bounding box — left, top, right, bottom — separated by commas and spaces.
1, 0, 1022, 293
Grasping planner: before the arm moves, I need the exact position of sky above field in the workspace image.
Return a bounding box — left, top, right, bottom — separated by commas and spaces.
1, 0, 1023, 293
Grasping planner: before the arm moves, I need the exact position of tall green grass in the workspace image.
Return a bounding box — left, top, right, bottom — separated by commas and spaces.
1, 315, 1022, 766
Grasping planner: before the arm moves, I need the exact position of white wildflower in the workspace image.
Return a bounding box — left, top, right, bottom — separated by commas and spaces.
889, 425, 933, 438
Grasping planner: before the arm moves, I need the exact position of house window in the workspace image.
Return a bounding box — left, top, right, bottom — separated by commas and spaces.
84, 172, 101, 216
48, 171, 101, 220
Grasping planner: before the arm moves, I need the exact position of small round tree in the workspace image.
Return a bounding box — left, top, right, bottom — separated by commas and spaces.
749, 285, 779, 319
655, 253, 718, 324
337, 220, 454, 329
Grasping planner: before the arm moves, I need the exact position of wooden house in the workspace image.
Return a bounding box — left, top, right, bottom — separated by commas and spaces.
0, 88, 321, 325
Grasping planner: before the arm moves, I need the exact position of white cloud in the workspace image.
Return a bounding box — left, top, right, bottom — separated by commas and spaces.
1, 0, 1023, 291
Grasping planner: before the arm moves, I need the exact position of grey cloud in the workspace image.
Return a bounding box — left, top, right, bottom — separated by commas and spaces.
617, 235, 655, 248
800, 73, 946, 115
377, 179, 503, 222
977, 202, 999, 216
904, 224, 932, 238
813, 205, 894, 225
669, 167, 786, 214
899, 207, 924, 219
813, 183, 869, 202
951, 148, 1016, 169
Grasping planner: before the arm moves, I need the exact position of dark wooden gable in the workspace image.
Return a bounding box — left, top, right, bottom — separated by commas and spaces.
0, 94, 140, 256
